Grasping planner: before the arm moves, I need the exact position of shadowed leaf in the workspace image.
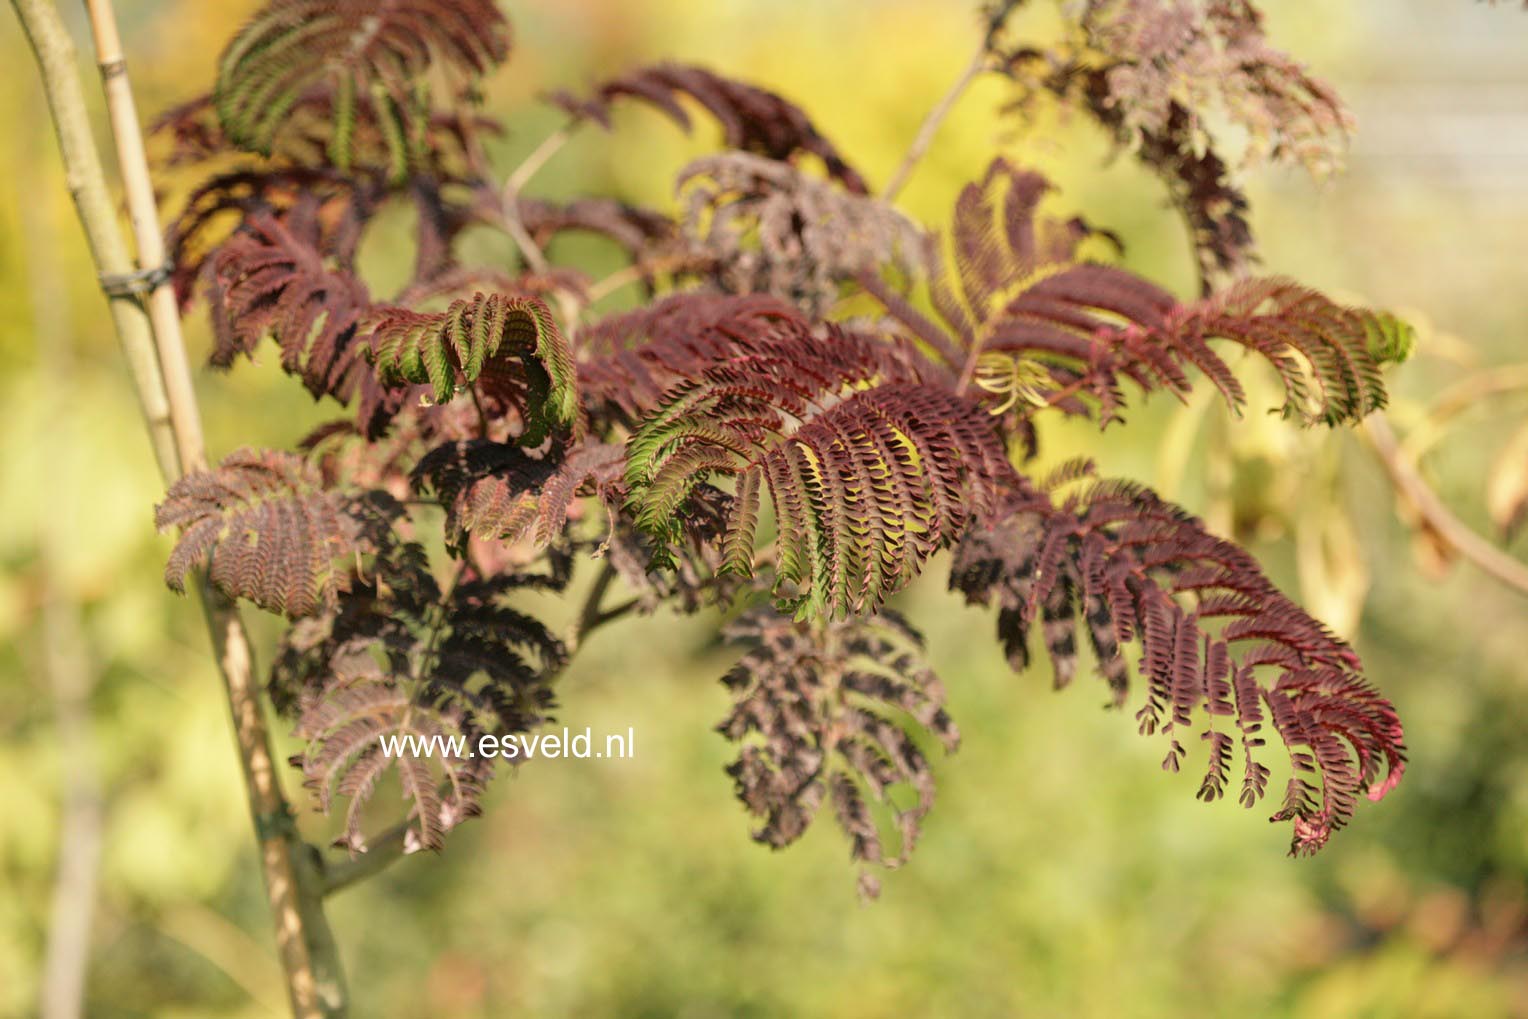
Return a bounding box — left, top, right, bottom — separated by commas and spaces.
718, 606, 958, 893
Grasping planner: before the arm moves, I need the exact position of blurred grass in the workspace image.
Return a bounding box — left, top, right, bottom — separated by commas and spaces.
2, 1, 1527, 1017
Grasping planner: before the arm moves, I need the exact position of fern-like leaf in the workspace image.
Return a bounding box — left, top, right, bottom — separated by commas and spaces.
282, 544, 565, 851
949, 477, 1406, 854
578, 293, 807, 424
210, 213, 373, 398
718, 607, 959, 894
974, 273, 1413, 428
1077, 0, 1353, 177
604, 482, 737, 616
1137, 278, 1414, 426
1134, 102, 1256, 293
411, 439, 624, 550
623, 300, 1009, 617
156, 89, 501, 186
163, 168, 371, 308
1000, 63, 1258, 290
366, 292, 579, 440
156, 88, 502, 307
547, 63, 867, 192
429, 573, 568, 731
877, 159, 1410, 429
993, 1, 1351, 290
677, 153, 924, 317
156, 448, 400, 618
294, 669, 480, 854
215, 0, 509, 163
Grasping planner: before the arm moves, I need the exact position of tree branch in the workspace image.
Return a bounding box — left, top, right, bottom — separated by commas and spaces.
38, 561, 101, 1019
27, 146, 102, 1019
323, 822, 412, 897
882, 41, 989, 202
1365, 413, 1528, 598
570, 559, 619, 652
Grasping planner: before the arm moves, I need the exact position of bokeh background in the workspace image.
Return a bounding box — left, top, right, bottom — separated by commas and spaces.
3, 1, 1527, 1016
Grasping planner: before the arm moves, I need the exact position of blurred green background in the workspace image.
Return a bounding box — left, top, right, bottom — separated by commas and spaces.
3, 1, 1527, 1016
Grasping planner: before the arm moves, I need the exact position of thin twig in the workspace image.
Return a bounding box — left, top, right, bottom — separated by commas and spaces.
323, 822, 412, 897
585, 596, 641, 632
468, 386, 491, 437
852, 269, 965, 372
497, 176, 583, 333
583, 262, 650, 306
1365, 413, 1528, 598
571, 559, 619, 652
496, 188, 553, 275
584, 255, 697, 307
882, 42, 990, 202
1399, 363, 1528, 463
492, 120, 571, 269
505, 123, 574, 197
954, 332, 992, 398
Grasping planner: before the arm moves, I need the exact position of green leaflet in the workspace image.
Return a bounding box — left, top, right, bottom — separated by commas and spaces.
625, 376, 1011, 620
326, 74, 357, 171
213, 0, 509, 169
367, 293, 580, 443
1363, 310, 1417, 365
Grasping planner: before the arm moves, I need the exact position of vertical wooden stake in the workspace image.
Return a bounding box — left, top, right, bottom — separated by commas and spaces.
11, 0, 351, 1014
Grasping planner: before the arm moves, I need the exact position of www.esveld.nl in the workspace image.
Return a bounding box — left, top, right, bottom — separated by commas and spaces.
377, 726, 636, 761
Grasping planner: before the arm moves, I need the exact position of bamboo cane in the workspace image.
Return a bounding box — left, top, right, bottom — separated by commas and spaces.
11, 0, 349, 1014
8, 0, 177, 477
82, 0, 206, 473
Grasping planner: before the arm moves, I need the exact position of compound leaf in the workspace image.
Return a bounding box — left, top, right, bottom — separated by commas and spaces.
718, 607, 959, 893
548, 62, 866, 192
215, 0, 509, 164
156, 448, 400, 618
367, 292, 578, 441
949, 475, 1406, 854
622, 299, 1010, 617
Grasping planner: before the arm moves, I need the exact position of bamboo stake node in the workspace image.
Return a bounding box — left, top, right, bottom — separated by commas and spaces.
98, 261, 173, 298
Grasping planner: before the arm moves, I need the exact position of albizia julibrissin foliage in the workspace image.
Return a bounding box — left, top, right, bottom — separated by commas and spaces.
153, 0, 1411, 891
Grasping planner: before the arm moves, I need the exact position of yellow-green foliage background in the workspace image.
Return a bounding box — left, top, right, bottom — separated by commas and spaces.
2, 2, 1527, 1017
